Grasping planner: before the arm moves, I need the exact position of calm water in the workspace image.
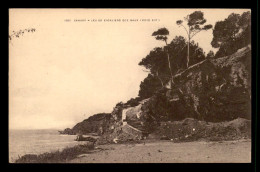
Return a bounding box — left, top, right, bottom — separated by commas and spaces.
9, 129, 87, 162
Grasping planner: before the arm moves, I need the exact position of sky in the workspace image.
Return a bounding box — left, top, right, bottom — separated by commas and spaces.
9, 9, 250, 130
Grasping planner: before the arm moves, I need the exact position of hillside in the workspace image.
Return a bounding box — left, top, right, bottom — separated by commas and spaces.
59, 113, 111, 135
61, 45, 251, 144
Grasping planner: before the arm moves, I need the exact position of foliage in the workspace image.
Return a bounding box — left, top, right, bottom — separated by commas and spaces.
15, 144, 94, 163
138, 74, 163, 99
151, 27, 174, 86
139, 12, 211, 98
139, 47, 170, 83
151, 27, 169, 43
176, 11, 212, 68
116, 101, 124, 107
206, 50, 215, 59
176, 10, 213, 38
9, 28, 36, 41
72, 113, 111, 135
138, 36, 206, 99
125, 97, 142, 107
168, 36, 206, 68
60, 113, 111, 135
211, 11, 251, 57
139, 36, 206, 75
140, 87, 189, 129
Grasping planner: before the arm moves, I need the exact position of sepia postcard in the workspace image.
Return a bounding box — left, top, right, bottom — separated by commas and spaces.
9, 8, 251, 163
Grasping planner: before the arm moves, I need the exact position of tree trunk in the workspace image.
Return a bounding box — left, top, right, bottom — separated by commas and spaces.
156, 70, 164, 88
164, 43, 174, 87
158, 78, 164, 88
186, 32, 190, 69
186, 16, 190, 69
167, 52, 174, 86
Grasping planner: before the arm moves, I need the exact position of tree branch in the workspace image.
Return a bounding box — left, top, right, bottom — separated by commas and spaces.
176, 44, 187, 55
180, 24, 189, 36
190, 30, 202, 39
164, 40, 168, 45
156, 70, 164, 87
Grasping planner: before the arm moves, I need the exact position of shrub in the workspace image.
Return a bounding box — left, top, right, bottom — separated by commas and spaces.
15, 144, 94, 163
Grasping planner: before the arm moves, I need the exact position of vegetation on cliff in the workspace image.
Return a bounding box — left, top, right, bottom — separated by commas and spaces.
61, 10, 251, 144
60, 113, 111, 135
140, 45, 251, 131
211, 11, 251, 58
14, 10, 252, 163
138, 36, 207, 98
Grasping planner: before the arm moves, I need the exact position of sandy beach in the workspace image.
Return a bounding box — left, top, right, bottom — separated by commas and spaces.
69, 139, 251, 163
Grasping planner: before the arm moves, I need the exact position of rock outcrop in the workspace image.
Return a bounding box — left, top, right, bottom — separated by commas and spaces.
59, 128, 75, 135
139, 45, 251, 131
170, 44, 251, 122
60, 113, 111, 135
101, 45, 251, 139
62, 45, 251, 143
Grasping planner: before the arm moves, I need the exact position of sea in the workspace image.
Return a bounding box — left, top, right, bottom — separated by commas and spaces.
9, 129, 88, 163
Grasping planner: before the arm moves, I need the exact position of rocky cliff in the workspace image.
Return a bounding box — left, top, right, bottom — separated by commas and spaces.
171, 44, 251, 122
98, 45, 251, 143
140, 45, 251, 128
62, 45, 251, 143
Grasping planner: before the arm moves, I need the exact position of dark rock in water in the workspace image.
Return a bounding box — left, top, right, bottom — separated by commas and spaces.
59, 128, 75, 135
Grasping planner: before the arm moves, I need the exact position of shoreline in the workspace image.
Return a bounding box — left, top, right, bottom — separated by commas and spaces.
13, 139, 251, 163
70, 139, 251, 163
